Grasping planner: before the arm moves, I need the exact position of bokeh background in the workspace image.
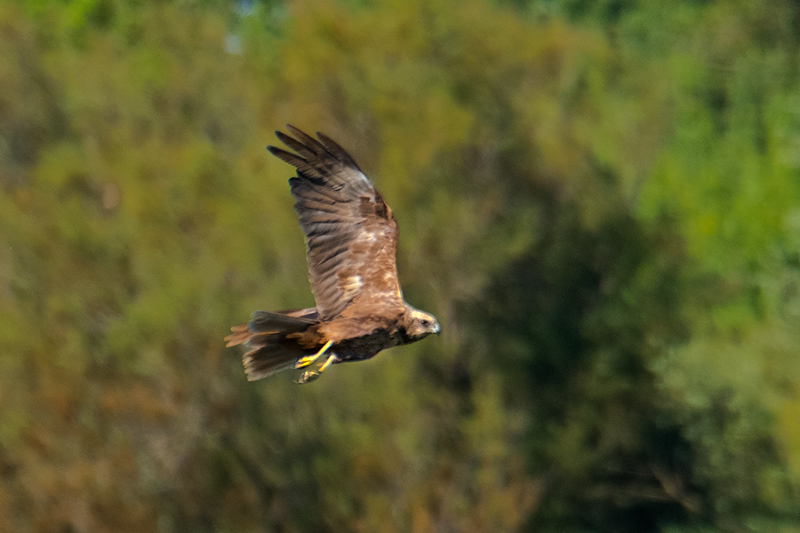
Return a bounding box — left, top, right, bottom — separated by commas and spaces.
1, 0, 800, 531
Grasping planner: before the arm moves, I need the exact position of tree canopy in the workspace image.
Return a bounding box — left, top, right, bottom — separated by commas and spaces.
1, 0, 799, 531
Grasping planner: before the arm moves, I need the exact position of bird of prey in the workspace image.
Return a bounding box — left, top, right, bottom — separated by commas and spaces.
225, 125, 440, 383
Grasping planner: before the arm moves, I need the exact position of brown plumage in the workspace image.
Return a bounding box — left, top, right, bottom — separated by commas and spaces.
225, 125, 440, 383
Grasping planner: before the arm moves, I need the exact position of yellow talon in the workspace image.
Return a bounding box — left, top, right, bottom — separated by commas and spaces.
295, 340, 333, 369
296, 354, 337, 384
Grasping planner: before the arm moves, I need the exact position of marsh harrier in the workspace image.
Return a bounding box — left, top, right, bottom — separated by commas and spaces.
225, 126, 439, 383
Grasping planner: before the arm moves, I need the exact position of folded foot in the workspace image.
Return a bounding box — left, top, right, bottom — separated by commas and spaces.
297, 354, 338, 384
295, 339, 333, 369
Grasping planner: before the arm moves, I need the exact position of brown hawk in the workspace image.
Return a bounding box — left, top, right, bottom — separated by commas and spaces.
225, 126, 440, 383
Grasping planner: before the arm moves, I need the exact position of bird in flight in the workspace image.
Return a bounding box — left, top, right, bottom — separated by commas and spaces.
225, 125, 440, 383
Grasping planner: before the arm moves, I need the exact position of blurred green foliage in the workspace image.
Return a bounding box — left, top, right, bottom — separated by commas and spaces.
1, 0, 799, 531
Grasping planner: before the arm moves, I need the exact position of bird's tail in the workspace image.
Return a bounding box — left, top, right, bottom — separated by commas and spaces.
224, 308, 319, 381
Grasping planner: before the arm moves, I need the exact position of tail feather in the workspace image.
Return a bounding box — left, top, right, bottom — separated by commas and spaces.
224, 324, 251, 347
242, 340, 301, 381
225, 307, 320, 381
249, 309, 317, 333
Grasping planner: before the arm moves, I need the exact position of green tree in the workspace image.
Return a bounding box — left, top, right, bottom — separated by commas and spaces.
1, 0, 800, 531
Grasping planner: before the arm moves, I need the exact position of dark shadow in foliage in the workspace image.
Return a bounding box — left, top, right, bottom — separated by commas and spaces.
462, 191, 716, 532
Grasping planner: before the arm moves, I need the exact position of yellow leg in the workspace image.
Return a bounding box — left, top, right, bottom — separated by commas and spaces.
295, 339, 333, 369
297, 354, 338, 384
318, 353, 336, 373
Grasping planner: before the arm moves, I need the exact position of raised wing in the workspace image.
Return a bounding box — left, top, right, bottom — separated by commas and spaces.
268, 125, 405, 320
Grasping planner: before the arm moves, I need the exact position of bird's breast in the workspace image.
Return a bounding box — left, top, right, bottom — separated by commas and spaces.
331, 327, 402, 362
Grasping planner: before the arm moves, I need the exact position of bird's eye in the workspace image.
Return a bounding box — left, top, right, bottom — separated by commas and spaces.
421, 319, 430, 327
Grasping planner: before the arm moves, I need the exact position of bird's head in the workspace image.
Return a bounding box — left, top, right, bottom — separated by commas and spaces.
403, 306, 441, 341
